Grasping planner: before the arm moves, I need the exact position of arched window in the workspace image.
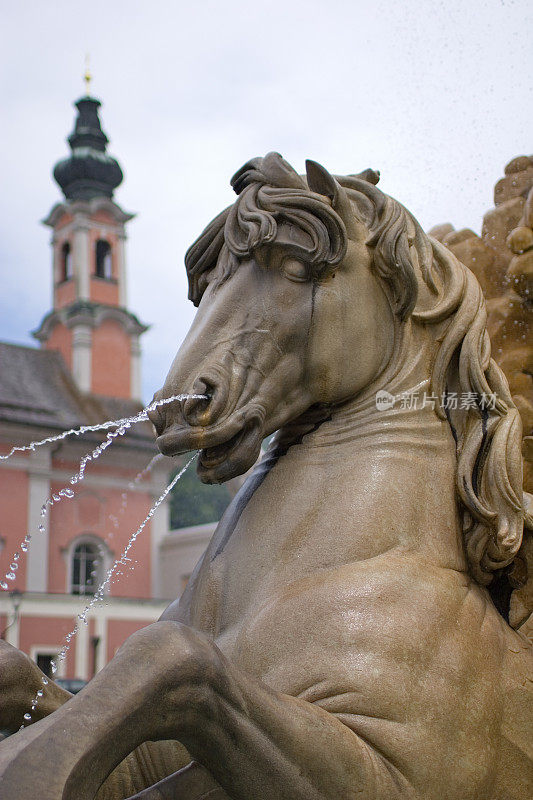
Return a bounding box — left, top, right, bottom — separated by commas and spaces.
61, 242, 72, 281
71, 541, 102, 595
95, 239, 113, 279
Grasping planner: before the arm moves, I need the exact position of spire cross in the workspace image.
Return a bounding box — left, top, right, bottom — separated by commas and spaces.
84, 54, 92, 96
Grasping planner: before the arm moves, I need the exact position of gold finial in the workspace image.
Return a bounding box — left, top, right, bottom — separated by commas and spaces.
83, 54, 92, 95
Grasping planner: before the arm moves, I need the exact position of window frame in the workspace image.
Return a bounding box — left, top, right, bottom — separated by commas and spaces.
94, 239, 113, 280
30, 646, 66, 679
67, 535, 109, 596
59, 241, 73, 282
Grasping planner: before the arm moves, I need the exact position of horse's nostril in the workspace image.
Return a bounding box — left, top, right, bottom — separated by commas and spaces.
183, 378, 217, 425
147, 404, 166, 436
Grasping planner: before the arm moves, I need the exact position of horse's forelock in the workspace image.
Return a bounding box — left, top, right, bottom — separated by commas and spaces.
226, 183, 347, 268
185, 179, 348, 304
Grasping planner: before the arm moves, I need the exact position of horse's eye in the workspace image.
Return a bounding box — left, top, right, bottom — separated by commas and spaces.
281, 258, 308, 282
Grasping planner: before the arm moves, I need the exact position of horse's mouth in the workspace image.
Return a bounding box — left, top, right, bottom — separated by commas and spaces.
199, 427, 248, 469
156, 415, 263, 483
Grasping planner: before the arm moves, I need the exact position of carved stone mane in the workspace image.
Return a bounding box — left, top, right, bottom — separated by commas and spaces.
185, 152, 530, 592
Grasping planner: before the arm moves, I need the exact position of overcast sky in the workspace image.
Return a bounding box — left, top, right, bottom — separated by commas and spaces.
1, 0, 531, 403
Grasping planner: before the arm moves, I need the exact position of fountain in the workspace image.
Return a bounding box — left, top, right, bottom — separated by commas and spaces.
0, 154, 531, 800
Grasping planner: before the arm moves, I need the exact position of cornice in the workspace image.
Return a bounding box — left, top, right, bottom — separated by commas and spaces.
32, 302, 149, 341
43, 197, 135, 228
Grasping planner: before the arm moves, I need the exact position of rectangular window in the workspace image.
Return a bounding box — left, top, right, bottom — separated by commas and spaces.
36, 653, 54, 678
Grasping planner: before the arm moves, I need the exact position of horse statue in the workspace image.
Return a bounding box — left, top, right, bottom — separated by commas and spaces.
0, 153, 532, 799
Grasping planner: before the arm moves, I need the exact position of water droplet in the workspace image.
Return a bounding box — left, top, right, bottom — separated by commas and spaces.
9, 562, 18, 571
21, 542, 29, 552
6, 572, 16, 581
0, 581, 8, 590
52, 494, 60, 502
23, 713, 32, 720
41, 677, 49, 685
38, 524, 45, 534
13, 553, 20, 562
36, 690, 43, 697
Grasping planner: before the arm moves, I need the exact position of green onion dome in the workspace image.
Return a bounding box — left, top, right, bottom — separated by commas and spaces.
53, 96, 123, 201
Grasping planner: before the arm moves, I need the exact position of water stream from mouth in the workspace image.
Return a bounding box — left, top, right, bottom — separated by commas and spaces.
0, 395, 204, 591
106, 453, 165, 544
0, 394, 201, 463
20, 453, 197, 728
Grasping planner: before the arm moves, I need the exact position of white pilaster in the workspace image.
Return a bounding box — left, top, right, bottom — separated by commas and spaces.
3, 607, 20, 649
72, 324, 92, 392
130, 335, 142, 400
117, 231, 127, 307
73, 218, 91, 301
94, 613, 107, 674
26, 449, 51, 593
51, 234, 59, 303
75, 619, 90, 680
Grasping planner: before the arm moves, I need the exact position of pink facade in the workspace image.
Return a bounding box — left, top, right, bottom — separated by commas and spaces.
90, 277, 120, 306
0, 459, 29, 592
107, 619, 151, 662
19, 616, 76, 679
91, 320, 132, 398
0, 434, 167, 680
54, 280, 76, 309
44, 322, 73, 370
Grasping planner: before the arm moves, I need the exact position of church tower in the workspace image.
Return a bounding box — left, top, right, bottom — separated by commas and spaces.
33, 82, 147, 399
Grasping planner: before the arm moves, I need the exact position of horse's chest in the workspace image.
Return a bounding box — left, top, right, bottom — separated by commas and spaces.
179, 449, 400, 645
184, 514, 301, 641
181, 470, 330, 642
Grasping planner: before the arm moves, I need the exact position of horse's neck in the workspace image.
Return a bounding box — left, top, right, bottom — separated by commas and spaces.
274, 327, 467, 571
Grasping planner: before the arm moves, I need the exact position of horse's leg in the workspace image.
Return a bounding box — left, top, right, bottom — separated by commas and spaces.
0, 623, 225, 800
0, 621, 403, 800
0, 640, 71, 731
0, 641, 194, 800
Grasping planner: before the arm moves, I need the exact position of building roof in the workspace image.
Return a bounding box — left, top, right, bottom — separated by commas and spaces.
0, 342, 155, 450
53, 96, 123, 201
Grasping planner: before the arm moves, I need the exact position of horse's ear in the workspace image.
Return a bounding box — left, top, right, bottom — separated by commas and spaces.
263, 152, 307, 190
306, 159, 362, 238
305, 160, 339, 203
352, 168, 380, 185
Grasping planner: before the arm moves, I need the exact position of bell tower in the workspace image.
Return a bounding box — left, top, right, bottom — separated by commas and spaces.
33, 78, 148, 400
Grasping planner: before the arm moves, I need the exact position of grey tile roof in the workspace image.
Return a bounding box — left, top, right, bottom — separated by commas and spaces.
0, 341, 155, 450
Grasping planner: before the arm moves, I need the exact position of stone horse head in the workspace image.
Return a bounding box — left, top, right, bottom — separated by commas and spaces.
151, 152, 529, 591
